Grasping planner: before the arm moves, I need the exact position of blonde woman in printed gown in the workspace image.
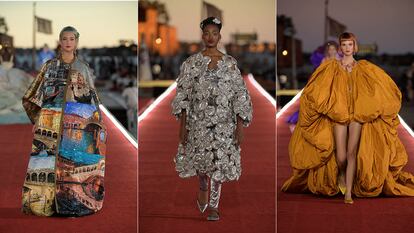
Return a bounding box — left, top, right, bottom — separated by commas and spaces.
22, 26, 107, 216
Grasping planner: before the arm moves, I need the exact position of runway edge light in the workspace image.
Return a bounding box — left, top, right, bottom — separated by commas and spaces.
99, 104, 138, 149
247, 73, 276, 107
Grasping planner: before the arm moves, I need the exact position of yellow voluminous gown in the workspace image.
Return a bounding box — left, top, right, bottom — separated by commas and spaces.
282, 58, 414, 197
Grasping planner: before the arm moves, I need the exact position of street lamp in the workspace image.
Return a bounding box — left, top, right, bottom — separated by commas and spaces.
155, 38, 162, 45
283, 18, 298, 89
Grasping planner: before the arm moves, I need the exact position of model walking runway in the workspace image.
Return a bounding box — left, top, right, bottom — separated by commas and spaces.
0, 111, 137, 233
139, 75, 275, 233
277, 98, 414, 233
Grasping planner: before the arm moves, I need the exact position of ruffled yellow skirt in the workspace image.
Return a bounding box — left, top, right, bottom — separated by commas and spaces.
282, 59, 414, 197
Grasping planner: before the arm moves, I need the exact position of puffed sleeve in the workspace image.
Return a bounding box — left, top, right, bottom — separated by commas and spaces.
231, 58, 253, 127
171, 60, 192, 119
86, 65, 103, 106
22, 62, 47, 124
86, 64, 97, 89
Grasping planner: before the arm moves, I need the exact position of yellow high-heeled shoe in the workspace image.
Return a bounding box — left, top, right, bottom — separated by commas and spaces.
344, 197, 354, 204
337, 173, 346, 195
338, 184, 346, 195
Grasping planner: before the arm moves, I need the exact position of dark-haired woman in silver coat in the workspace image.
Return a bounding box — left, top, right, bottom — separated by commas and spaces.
172, 17, 253, 221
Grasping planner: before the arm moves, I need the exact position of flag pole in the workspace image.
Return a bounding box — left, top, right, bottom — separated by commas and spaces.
32, 1, 36, 71
324, 0, 328, 42
201, 0, 204, 50
201, 0, 204, 19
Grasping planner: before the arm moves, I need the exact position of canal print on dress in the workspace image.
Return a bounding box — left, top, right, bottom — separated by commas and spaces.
56, 102, 106, 216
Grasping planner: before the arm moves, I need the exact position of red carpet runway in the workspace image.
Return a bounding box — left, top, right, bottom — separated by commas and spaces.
0, 111, 137, 233
139, 98, 154, 114
277, 99, 414, 233
139, 76, 275, 233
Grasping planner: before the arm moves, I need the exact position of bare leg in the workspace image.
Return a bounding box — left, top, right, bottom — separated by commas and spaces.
334, 124, 348, 192
198, 173, 209, 205
345, 122, 362, 200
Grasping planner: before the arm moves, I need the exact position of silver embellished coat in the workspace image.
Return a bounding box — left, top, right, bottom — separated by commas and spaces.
172, 52, 253, 183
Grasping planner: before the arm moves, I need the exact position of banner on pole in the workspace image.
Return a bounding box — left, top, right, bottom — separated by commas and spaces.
36, 16, 52, 34
202, 1, 223, 22
327, 16, 346, 37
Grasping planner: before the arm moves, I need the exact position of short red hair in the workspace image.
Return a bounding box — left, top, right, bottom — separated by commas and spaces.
339, 32, 358, 53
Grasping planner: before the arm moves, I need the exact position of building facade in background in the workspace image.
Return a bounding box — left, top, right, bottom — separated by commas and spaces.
138, 0, 179, 56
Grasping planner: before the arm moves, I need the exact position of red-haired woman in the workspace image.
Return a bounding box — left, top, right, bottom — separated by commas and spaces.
282, 32, 414, 204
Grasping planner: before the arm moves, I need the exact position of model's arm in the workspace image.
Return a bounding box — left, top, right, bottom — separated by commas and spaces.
171, 61, 190, 118
234, 115, 244, 146
22, 63, 48, 124
171, 60, 192, 146
85, 64, 102, 105
230, 58, 252, 146
231, 59, 253, 128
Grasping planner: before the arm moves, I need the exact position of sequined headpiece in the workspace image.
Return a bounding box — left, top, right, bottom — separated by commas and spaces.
200, 17, 222, 31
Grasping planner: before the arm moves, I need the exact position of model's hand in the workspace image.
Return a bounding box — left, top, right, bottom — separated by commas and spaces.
234, 125, 244, 146
179, 111, 188, 145
179, 125, 188, 145
234, 116, 244, 146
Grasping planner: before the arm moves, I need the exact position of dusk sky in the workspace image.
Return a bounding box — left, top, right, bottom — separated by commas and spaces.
278, 0, 414, 54
0, 1, 137, 48
157, 0, 275, 43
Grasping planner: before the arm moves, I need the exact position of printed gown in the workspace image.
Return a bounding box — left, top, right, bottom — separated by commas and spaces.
282, 59, 414, 197
172, 52, 253, 183
21, 57, 107, 217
